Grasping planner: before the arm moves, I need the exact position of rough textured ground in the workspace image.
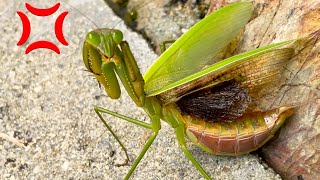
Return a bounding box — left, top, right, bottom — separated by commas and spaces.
0, 0, 281, 179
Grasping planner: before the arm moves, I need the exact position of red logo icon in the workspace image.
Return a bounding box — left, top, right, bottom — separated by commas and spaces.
17, 3, 68, 54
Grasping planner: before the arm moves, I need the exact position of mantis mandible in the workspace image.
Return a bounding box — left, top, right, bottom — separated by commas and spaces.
82, 2, 295, 179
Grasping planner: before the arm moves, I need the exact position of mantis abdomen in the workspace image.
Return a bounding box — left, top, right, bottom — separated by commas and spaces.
184, 106, 294, 155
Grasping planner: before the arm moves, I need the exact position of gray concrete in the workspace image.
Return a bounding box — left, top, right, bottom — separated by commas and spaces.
0, 0, 281, 179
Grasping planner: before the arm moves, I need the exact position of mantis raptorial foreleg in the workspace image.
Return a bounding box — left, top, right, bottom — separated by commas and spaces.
160, 40, 176, 53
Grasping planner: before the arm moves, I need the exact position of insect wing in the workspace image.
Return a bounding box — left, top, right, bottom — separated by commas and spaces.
144, 2, 254, 95
233, 48, 294, 95
175, 48, 294, 122
149, 34, 295, 97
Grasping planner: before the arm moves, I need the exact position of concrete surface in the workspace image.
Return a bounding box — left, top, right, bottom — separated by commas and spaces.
0, 0, 281, 179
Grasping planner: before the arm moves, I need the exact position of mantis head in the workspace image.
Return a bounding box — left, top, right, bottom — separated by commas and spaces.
85, 29, 123, 58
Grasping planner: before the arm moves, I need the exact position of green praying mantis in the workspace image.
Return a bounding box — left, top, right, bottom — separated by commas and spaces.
82, 2, 296, 179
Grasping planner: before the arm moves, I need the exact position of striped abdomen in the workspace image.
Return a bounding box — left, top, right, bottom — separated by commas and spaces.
184, 106, 294, 156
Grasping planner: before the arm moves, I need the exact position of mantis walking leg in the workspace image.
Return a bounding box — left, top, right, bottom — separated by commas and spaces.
94, 106, 152, 165
125, 131, 158, 179
94, 106, 160, 179
163, 105, 211, 179
175, 124, 211, 179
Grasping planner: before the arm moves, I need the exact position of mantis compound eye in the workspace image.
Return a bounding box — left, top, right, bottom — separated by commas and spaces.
86, 31, 101, 47
112, 30, 123, 45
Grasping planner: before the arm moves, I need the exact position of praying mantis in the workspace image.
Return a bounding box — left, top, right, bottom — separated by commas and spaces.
82, 2, 295, 179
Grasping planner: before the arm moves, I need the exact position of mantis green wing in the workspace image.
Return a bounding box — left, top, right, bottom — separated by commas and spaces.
144, 2, 253, 95
158, 41, 295, 103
